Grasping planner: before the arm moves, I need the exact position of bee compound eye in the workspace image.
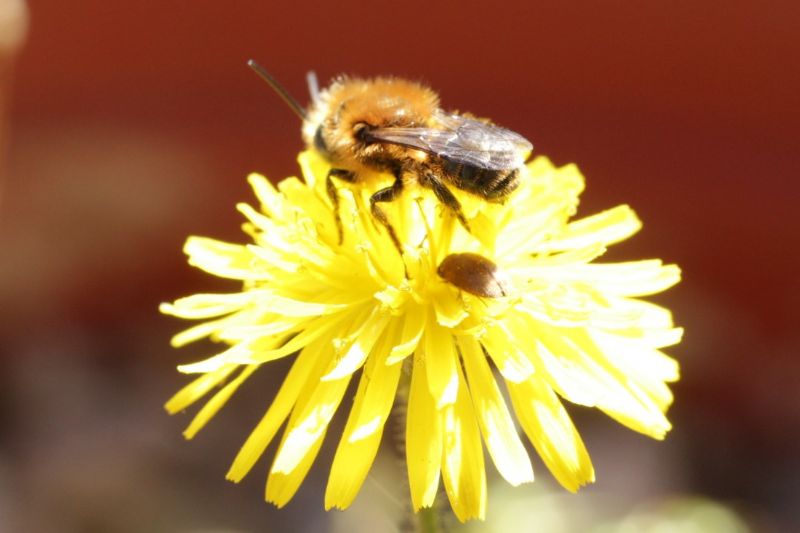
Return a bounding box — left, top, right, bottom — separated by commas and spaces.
313, 125, 329, 154
353, 122, 371, 143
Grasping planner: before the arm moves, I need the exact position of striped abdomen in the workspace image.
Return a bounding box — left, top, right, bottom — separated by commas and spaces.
441, 159, 520, 201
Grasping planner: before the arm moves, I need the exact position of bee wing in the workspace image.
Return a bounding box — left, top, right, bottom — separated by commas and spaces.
368, 114, 532, 171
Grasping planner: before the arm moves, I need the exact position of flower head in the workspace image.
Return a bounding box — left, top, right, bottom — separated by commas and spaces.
162, 150, 681, 521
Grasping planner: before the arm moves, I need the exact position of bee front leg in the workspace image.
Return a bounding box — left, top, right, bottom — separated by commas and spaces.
369, 178, 404, 256
326, 168, 356, 244
421, 173, 471, 232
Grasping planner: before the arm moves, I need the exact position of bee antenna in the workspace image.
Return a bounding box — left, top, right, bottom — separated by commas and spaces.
247, 60, 307, 121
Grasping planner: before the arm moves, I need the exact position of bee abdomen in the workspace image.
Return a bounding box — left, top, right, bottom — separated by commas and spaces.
443, 160, 520, 201
483, 168, 520, 200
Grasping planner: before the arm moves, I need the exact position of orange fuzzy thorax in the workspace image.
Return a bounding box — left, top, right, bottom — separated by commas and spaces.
302, 77, 440, 172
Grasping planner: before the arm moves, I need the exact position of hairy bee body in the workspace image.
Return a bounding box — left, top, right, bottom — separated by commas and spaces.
302, 78, 437, 175
246, 62, 531, 252
303, 77, 527, 203
440, 158, 521, 201
298, 75, 532, 250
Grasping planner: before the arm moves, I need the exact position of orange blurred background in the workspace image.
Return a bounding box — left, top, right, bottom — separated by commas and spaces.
1, 1, 799, 531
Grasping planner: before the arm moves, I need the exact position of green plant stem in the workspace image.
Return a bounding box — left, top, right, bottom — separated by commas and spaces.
418, 505, 440, 533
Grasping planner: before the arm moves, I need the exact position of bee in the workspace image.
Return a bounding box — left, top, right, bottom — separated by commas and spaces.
248, 61, 532, 252
437, 252, 510, 298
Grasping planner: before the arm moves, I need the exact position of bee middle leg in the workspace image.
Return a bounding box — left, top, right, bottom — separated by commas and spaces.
369, 178, 404, 255
326, 168, 357, 244
420, 173, 470, 232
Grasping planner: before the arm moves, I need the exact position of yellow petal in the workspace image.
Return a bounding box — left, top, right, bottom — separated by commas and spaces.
322, 309, 390, 380
226, 337, 327, 482
530, 334, 607, 407
441, 363, 487, 522
479, 323, 536, 383
245, 242, 301, 274
540, 204, 642, 252
270, 372, 352, 475
297, 150, 325, 189
595, 322, 683, 350
534, 324, 672, 439
160, 291, 260, 320
178, 313, 346, 373
387, 304, 426, 364
497, 158, 585, 257
182, 236, 268, 281
495, 202, 569, 258
237, 201, 278, 234
406, 351, 443, 511
247, 172, 286, 220
165, 364, 237, 414
266, 435, 325, 508
257, 292, 351, 317
524, 242, 607, 268
458, 335, 534, 486
508, 377, 594, 492
431, 288, 469, 328
278, 174, 330, 223
325, 326, 403, 509
214, 317, 304, 344
183, 365, 257, 439
537, 260, 681, 298
611, 298, 676, 329
423, 318, 459, 408
570, 327, 674, 424
264, 334, 346, 506
168, 315, 234, 348
591, 330, 680, 383
348, 321, 403, 442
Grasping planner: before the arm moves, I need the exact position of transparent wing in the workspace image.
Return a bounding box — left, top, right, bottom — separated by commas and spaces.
368, 113, 532, 170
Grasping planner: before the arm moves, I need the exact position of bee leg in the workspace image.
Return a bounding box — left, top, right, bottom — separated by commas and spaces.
369, 179, 405, 256
421, 173, 471, 232
326, 168, 356, 244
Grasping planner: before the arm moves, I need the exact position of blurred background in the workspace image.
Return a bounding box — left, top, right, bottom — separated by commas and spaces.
1, 1, 798, 531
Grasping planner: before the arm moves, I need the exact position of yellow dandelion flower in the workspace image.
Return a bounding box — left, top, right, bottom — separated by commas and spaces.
162, 150, 681, 522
